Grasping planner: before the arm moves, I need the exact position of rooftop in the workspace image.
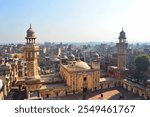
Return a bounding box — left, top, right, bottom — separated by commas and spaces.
100, 77, 117, 82
40, 83, 68, 90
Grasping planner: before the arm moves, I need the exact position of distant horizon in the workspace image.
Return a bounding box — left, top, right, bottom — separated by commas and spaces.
1, 0, 150, 43
1, 40, 150, 45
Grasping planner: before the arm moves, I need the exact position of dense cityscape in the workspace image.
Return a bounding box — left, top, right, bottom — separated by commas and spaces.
0, 25, 150, 100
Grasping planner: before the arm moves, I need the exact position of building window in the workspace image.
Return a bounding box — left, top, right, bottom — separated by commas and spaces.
83, 77, 87, 81
28, 52, 30, 58
30, 52, 33, 58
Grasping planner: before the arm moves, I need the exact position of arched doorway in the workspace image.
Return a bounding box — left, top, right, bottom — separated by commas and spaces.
46, 94, 49, 98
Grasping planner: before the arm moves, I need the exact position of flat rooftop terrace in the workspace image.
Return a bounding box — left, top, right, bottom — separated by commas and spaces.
100, 77, 117, 82
40, 83, 68, 90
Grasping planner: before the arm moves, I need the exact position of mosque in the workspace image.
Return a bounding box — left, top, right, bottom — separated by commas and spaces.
20, 24, 101, 98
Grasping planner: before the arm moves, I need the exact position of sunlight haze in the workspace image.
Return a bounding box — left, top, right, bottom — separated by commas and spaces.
0, 0, 150, 43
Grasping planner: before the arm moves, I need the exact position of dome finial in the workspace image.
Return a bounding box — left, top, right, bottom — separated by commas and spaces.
30, 24, 32, 29
122, 27, 123, 31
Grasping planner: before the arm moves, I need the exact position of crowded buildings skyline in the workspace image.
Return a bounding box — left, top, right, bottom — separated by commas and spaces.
1, 24, 150, 100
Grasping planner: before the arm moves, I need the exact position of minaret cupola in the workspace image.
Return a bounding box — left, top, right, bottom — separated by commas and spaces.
25, 24, 36, 44
118, 28, 126, 43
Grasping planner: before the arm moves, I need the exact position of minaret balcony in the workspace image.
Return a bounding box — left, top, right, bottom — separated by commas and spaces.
24, 44, 39, 50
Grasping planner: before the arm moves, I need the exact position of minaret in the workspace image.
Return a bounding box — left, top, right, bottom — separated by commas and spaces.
91, 52, 100, 90
91, 52, 100, 69
116, 28, 128, 70
24, 25, 41, 98
24, 24, 40, 79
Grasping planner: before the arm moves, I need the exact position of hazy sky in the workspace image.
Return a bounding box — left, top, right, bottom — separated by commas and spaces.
0, 0, 150, 43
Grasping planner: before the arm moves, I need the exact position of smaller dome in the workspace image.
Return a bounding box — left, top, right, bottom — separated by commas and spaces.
27, 27, 35, 33
94, 52, 100, 58
64, 55, 68, 59
54, 58, 59, 62
68, 53, 75, 60
93, 52, 100, 60
62, 54, 68, 59
118, 28, 126, 40
120, 29, 125, 34
26, 24, 36, 38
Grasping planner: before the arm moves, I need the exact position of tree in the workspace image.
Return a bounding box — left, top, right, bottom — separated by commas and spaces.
135, 54, 150, 73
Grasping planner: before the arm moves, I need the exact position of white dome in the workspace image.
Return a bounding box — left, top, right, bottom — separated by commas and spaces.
74, 61, 91, 70
54, 58, 59, 62
68, 53, 75, 60
67, 60, 91, 71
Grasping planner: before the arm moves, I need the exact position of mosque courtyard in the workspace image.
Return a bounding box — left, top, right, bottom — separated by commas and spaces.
45, 87, 145, 100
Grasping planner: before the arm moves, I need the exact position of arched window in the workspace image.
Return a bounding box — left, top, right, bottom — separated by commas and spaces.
83, 77, 87, 81
30, 52, 33, 58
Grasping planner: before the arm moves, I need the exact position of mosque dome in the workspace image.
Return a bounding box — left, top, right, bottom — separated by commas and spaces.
68, 53, 75, 61
74, 61, 91, 70
66, 60, 91, 71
